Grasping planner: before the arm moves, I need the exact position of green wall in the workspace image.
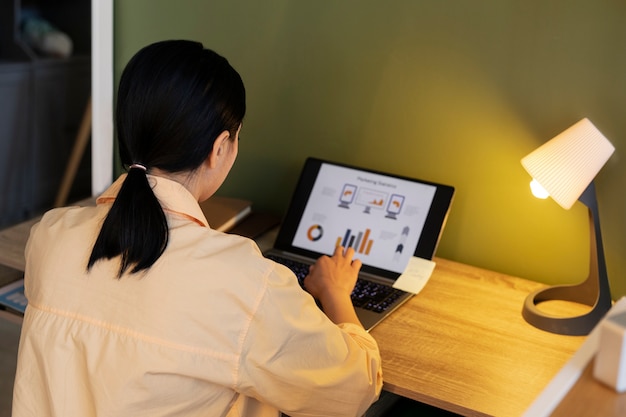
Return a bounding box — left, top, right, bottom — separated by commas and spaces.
114, 1, 626, 298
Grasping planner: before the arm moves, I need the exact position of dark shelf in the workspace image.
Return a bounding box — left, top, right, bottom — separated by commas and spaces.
0, 0, 91, 229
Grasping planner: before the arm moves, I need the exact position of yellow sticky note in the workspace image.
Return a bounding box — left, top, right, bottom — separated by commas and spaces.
392, 257, 436, 294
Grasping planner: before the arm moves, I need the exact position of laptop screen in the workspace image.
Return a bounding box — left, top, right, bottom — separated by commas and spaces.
274, 158, 455, 279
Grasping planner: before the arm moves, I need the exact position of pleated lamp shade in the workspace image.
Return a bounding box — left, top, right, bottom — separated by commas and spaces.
521, 118, 615, 210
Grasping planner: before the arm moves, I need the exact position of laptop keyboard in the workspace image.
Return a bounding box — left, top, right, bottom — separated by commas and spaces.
266, 254, 405, 313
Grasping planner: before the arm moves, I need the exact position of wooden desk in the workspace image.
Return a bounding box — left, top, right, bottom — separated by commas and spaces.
369, 258, 587, 417
0, 216, 38, 271
1, 219, 588, 416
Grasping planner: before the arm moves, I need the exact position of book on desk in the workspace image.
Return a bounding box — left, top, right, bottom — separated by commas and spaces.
200, 195, 252, 232
0, 264, 25, 316
200, 195, 281, 238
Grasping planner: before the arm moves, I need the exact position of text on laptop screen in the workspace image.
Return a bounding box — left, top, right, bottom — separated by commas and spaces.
292, 162, 436, 274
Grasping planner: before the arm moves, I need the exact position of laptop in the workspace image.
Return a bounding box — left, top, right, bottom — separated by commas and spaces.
265, 157, 455, 330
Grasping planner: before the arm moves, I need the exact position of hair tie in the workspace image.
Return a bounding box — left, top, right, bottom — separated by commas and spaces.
129, 163, 147, 172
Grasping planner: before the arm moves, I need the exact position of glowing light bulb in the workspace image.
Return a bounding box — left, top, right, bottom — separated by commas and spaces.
529, 179, 550, 199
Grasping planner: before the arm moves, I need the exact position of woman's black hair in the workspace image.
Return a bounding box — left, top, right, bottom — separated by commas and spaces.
87, 40, 246, 277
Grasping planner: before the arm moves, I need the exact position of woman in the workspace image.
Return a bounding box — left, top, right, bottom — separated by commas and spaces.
13, 40, 382, 417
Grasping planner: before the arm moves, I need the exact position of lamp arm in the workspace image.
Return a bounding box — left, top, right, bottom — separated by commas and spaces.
578, 181, 612, 307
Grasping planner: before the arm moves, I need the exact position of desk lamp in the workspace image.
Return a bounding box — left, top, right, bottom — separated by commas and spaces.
521, 118, 615, 336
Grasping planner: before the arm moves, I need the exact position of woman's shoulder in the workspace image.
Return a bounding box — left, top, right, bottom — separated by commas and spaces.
33, 204, 106, 237
167, 227, 275, 271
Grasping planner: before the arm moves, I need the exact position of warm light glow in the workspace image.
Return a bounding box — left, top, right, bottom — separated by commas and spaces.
529, 179, 550, 199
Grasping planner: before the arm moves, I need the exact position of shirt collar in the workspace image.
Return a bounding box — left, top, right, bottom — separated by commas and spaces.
97, 174, 209, 228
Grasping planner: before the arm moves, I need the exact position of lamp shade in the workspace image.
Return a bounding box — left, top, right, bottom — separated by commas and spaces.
521, 118, 615, 210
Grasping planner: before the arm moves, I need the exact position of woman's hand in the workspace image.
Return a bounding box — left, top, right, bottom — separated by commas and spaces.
304, 246, 363, 326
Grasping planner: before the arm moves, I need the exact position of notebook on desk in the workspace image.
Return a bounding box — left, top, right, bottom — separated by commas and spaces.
265, 157, 455, 331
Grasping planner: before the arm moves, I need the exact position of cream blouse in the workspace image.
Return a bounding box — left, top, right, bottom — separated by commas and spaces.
13, 175, 382, 417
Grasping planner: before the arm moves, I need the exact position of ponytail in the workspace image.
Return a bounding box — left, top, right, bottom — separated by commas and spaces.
87, 166, 168, 277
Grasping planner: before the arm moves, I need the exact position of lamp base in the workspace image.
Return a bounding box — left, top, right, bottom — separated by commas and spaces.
522, 284, 611, 336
